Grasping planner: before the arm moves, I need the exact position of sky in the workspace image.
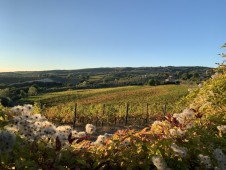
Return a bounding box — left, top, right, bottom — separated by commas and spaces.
0, 0, 226, 72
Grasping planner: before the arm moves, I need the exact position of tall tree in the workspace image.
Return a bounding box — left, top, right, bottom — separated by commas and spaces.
28, 86, 38, 96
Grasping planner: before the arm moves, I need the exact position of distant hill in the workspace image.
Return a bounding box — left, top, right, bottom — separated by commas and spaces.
0, 66, 213, 106
0, 66, 212, 86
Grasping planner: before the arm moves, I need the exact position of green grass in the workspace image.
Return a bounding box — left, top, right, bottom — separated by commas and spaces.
20, 85, 189, 107
88, 74, 105, 81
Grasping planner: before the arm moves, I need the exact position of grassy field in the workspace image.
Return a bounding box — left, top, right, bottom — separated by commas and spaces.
20, 84, 189, 106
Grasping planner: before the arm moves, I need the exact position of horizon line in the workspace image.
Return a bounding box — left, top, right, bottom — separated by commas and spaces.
0, 65, 214, 73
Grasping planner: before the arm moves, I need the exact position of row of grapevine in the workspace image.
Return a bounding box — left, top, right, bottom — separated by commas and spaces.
42, 100, 183, 127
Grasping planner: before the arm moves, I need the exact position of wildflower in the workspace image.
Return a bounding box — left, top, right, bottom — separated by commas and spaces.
213, 149, 226, 162
211, 72, 219, 79
213, 149, 226, 170
172, 108, 195, 129
85, 124, 96, 134
152, 156, 169, 170
171, 143, 187, 157
4, 124, 19, 133
56, 133, 69, 146
11, 105, 23, 115
121, 139, 130, 146
10, 104, 33, 116
13, 116, 21, 125
23, 104, 33, 111
217, 125, 226, 133
56, 125, 72, 135
188, 88, 193, 93
198, 83, 203, 88
169, 129, 177, 136
92, 135, 106, 146
173, 113, 185, 125
70, 130, 78, 138
30, 114, 43, 121
185, 122, 193, 129
177, 128, 186, 136
151, 121, 171, 135
152, 121, 162, 126
42, 125, 57, 136
41, 120, 55, 128
77, 131, 86, 138
169, 128, 186, 137
34, 121, 44, 129
0, 130, 16, 153
21, 104, 33, 115
181, 108, 195, 119
198, 154, 212, 169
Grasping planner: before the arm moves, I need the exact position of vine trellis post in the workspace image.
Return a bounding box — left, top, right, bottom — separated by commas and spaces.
125, 103, 129, 126
73, 103, 77, 129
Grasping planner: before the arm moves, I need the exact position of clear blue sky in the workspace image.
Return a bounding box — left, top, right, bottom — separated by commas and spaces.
0, 0, 225, 72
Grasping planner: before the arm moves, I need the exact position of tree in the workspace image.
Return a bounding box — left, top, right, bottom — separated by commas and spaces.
28, 86, 38, 96
0, 88, 10, 98
19, 90, 27, 98
181, 73, 192, 80
148, 79, 156, 86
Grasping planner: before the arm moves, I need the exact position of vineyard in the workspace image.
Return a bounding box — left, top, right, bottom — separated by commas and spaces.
21, 85, 189, 127
20, 85, 189, 106
0, 57, 226, 169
